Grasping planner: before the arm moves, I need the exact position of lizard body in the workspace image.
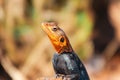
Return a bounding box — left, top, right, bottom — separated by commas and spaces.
41, 22, 90, 80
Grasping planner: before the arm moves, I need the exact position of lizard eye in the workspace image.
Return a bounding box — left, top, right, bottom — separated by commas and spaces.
52, 27, 58, 31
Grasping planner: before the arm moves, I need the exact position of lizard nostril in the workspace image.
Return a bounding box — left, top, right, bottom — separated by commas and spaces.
42, 22, 49, 26
45, 23, 49, 26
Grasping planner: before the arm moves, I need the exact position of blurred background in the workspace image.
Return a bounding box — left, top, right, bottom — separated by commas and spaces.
0, 0, 120, 80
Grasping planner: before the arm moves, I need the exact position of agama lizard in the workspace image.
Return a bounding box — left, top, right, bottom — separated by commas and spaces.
41, 22, 90, 80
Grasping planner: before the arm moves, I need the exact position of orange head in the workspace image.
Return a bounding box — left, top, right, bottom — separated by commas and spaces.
41, 22, 73, 54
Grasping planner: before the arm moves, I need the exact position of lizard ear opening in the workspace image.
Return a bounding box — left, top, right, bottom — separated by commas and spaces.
59, 36, 64, 43
59, 36, 67, 47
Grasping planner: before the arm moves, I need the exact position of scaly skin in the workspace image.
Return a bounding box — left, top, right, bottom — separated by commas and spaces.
41, 22, 90, 80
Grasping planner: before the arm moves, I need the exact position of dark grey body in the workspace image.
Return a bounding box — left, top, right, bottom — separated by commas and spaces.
52, 52, 90, 80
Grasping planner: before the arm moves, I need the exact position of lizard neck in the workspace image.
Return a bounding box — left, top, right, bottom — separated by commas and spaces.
53, 36, 74, 54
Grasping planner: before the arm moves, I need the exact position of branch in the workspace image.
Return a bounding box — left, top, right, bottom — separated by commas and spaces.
1, 56, 28, 80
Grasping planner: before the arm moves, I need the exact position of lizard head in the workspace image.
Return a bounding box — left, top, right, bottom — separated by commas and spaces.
41, 22, 73, 54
